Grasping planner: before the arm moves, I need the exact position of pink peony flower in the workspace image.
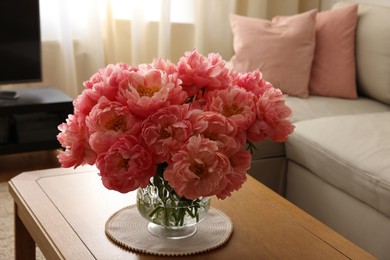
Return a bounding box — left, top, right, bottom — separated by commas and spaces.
249, 87, 295, 142
118, 69, 187, 119
86, 96, 142, 154
96, 135, 156, 193
177, 50, 232, 96
205, 85, 256, 142
246, 120, 269, 143
75, 63, 139, 117
57, 114, 97, 168
84, 62, 138, 90
231, 70, 273, 97
164, 135, 231, 200
72, 89, 101, 117
192, 111, 241, 154
141, 104, 196, 164
216, 149, 251, 199
138, 58, 178, 75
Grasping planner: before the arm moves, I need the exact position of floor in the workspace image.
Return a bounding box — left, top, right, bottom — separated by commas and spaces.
0, 150, 61, 183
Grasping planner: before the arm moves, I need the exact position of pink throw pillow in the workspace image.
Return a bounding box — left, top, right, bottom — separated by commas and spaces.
230, 10, 317, 98
309, 4, 358, 99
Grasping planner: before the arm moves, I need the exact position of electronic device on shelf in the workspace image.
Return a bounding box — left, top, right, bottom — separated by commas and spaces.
0, 91, 19, 100
0, 0, 41, 99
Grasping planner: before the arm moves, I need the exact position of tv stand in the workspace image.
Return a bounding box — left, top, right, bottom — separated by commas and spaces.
0, 90, 19, 100
0, 87, 73, 155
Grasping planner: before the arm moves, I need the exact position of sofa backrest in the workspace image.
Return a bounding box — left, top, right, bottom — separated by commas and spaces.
335, 2, 390, 105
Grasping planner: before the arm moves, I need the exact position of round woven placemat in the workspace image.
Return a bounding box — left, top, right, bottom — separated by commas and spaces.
105, 205, 233, 256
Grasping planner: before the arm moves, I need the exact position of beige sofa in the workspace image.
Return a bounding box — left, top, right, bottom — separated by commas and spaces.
246, 2, 390, 259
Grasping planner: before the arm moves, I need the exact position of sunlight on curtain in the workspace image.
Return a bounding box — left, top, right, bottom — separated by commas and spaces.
35, 0, 106, 97
105, 0, 197, 65
3, 0, 319, 98
111, 0, 194, 23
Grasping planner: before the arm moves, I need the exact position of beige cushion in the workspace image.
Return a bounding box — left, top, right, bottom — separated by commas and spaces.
335, 2, 390, 105
286, 112, 390, 218
230, 10, 317, 98
309, 4, 358, 99
285, 95, 390, 122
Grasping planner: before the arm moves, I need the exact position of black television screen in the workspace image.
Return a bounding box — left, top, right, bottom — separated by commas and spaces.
0, 0, 41, 85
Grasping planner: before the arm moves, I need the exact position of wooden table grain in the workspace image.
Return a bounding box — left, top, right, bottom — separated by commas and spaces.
8, 166, 374, 259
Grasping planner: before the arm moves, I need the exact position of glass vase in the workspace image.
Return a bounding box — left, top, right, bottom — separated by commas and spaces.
136, 175, 211, 239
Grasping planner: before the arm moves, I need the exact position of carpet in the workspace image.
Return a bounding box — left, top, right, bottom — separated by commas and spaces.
0, 182, 44, 260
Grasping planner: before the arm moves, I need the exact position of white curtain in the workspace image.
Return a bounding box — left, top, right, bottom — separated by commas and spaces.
2, 0, 320, 98
38, 0, 106, 98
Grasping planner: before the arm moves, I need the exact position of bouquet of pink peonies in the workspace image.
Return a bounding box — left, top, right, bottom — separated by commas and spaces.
57, 50, 294, 201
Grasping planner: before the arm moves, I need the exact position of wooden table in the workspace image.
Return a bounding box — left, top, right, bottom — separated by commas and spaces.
8, 166, 374, 259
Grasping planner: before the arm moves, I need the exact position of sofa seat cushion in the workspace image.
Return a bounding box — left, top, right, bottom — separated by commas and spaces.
286, 112, 390, 218
286, 96, 390, 122
252, 96, 390, 160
